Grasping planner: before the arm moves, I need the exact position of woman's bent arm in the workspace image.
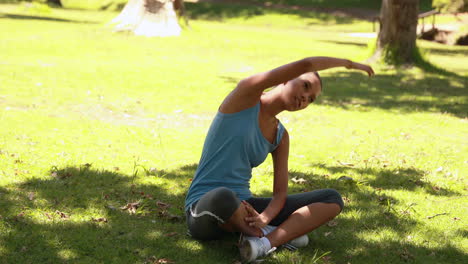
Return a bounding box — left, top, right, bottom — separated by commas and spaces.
245, 130, 290, 228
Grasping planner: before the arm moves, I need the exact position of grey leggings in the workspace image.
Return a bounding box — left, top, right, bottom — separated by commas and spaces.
186, 187, 344, 240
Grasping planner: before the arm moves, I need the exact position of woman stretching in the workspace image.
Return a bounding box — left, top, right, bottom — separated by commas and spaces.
184, 57, 374, 262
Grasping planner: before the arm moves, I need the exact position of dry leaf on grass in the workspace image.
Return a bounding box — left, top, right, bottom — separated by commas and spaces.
27, 192, 35, 201
292, 177, 307, 184
120, 202, 140, 214
157, 259, 174, 264
342, 196, 351, 204
92, 217, 108, 223
145, 256, 175, 264
56, 210, 69, 219
326, 220, 338, 227
156, 201, 170, 209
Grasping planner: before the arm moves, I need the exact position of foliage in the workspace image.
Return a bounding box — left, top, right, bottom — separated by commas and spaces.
433, 0, 467, 13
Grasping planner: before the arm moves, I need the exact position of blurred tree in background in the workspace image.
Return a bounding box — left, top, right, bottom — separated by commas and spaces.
372, 0, 420, 65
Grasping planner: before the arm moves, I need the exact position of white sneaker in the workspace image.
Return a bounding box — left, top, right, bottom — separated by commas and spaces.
261, 225, 309, 249
285, 234, 309, 250
239, 236, 275, 262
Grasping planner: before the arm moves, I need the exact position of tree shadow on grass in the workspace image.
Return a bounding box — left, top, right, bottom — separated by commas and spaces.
2, 161, 465, 263
304, 163, 462, 196
0, 164, 241, 264
185, 2, 355, 24
0, 13, 98, 24
320, 39, 369, 48
319, 71, 467, 118
253, 167, 466, 263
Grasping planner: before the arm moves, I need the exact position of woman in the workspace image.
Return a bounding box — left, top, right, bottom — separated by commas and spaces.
184, 57, 374, 262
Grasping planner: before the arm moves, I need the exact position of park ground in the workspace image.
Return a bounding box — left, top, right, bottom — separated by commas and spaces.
0, 1, 467, 264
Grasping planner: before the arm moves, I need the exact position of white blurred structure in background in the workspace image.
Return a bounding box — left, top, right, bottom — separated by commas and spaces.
111, 0, 182, 37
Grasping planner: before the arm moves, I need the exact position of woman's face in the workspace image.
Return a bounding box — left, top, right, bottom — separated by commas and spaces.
282, 73, 322, 111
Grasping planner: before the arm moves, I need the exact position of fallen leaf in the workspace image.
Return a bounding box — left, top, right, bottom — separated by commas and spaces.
324, 231, 332, 237
156, 201, 170, 209
28, 192, 35, 201
56, 210, 69, 219
92, 217, 108, 223
145, 256, 175, 264
342, 197, 351, 204
292, 177, 307, 184
164, 232, 177, 237
44, 212, 52, 220
157, 259, 174, 264
120, 202, 140, 214
327, 220, 338, 227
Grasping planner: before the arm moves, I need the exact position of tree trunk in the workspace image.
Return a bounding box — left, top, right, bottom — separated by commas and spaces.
372, 0, 419, 65
111, 0, 181, 37
47, 0, 62, 6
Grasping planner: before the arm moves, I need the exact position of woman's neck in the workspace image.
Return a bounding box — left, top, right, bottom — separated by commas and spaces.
260, 87, 285, 118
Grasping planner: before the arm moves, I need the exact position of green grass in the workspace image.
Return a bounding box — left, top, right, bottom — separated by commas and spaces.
0, 3, 467, 264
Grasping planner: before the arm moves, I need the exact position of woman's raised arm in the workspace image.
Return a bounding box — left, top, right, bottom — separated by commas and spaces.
219, 57, 374, 114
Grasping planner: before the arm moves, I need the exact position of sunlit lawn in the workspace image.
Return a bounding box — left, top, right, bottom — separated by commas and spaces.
0, 3, 467, 264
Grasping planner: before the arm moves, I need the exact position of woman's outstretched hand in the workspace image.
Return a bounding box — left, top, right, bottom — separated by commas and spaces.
346, 61, 375, 77
242, 200, 269, 229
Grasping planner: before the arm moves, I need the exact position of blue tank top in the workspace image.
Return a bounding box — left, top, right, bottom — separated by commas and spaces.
184, 102, 285, 211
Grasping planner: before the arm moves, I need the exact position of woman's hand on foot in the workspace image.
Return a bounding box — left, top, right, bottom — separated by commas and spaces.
242, 201, 269, 229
